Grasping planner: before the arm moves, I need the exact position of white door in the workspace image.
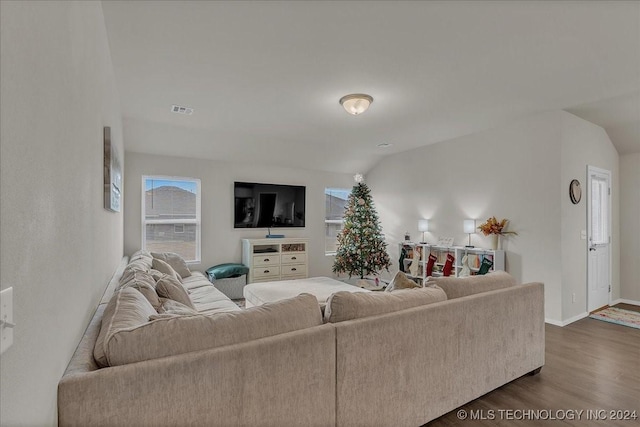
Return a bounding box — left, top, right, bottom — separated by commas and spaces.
587, 166, 611, 312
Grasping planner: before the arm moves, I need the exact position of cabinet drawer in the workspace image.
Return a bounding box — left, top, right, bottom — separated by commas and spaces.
253, 254, 280, 267
281, 253, 306, 264
253, 266, 280, 279
281, 263, 307, 277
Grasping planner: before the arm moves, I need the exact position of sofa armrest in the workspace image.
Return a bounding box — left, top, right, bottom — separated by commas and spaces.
59, 324, 336, 427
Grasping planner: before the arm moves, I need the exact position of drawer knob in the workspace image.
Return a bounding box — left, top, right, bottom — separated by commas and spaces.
264, 270, 270, 273
291, 268, 297, 271
264, 258, 270, 262
291, 256, 297, 260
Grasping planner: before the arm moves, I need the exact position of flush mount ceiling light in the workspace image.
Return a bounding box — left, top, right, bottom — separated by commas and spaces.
339, 94, 373, 115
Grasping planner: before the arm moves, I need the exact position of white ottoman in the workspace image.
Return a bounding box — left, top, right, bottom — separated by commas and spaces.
243, 276, 370, 308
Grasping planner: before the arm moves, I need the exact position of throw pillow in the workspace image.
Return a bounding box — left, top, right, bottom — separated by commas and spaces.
325, 286, 447, 323
205, 263, 250, 281
385, 271, 420, 292
94, 288, 157, 368
151, 252, 192, 278
119, 271, 161, 310
149, 268, 164, 282
155, 274, 195, 309
152, 258, 182, 282
426, 270, 515, 299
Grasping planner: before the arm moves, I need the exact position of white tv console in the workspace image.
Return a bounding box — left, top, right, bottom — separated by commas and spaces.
242, 238, 309, 283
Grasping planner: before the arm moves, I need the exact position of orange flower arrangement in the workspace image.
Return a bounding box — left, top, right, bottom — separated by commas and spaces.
477, 216, 517, 236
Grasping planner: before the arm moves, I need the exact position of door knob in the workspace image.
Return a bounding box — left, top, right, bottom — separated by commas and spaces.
589, 247, 596, 251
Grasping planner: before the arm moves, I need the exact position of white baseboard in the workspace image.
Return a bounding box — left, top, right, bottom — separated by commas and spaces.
545, 311, 589, 327
562, 312, 590, 326
611, 298, 640, 307
546, 300, 640, 327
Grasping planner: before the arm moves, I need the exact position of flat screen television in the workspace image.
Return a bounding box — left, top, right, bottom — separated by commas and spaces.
234, 181, 306, 228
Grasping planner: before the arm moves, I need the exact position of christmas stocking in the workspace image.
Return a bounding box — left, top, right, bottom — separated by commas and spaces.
426, 253, 437, 277
442, 253, 455, 276
399, 247, 407, 272
477, 256, 494, 275
459, 255, 471, 277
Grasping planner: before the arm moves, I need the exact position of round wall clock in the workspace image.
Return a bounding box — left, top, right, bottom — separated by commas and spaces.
569, 179, 581, 204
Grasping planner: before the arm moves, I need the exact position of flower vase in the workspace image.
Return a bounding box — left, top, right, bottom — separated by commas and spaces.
491, 234, 500, 250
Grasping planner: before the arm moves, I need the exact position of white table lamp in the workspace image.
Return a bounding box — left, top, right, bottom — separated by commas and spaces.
463, 219, 475, 247
418, 219, 429, 243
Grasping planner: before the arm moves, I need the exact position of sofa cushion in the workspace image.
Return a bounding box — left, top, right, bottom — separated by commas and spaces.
156, 274, 195, 309
325, 286, 447, 323
152, 258, 182, 282
385, 271, 420, 292
426, 270, 515, 299
130, 249, 153, 264
188, 284, 241, 314
119, 271, 161, 310
181, 271, 215, 290
149, 298, 200, 320
120, 260, 151, 284
151, 252, 192, 278
94, 288, 157, 367
119, 269, 155, 287
101, 293, 323, 366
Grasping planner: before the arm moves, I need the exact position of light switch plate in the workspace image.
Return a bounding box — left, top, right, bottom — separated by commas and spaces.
1, 287, 14, 354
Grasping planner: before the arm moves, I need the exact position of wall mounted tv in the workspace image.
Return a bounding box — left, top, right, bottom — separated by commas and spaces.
234, 182, 306, 228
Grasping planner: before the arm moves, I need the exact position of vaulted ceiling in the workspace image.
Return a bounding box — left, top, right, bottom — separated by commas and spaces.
102, 1, 640, 174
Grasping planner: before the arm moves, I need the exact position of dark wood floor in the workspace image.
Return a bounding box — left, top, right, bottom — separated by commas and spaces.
614, 303, 640, 313
425, 305, 640, 426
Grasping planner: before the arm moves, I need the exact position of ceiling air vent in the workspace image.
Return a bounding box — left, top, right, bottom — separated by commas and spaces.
171, 105, 194, 115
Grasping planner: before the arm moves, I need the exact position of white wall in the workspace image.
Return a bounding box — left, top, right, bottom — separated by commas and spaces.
367, 111, 619, 324
620, 153, 640, 303
367, 111, 564, 321
560, 112, 620, 320
124, 152, 354, 277
0, 2, 123, 425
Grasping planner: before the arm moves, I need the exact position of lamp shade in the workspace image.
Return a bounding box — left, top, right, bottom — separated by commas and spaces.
463, 219, 476, 234
418, 219, 429, 232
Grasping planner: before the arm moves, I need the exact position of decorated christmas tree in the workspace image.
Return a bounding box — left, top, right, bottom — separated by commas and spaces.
333, 175, 391, 279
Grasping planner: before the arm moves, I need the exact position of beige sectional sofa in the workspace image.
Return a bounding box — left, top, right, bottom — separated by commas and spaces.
58, 251, 545, 427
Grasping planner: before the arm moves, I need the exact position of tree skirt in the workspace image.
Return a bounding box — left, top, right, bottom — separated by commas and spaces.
340, 277, 385, 291
589, 307, 640, 329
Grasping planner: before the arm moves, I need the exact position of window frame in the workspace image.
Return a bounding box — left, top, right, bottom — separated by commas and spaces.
590, 176, 609, 246
141, 175, 201, 263
324, 187, 350, 256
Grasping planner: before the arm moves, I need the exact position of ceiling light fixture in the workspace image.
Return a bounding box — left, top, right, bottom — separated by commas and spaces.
339, 94, 373, 115
377, 143, 392, 148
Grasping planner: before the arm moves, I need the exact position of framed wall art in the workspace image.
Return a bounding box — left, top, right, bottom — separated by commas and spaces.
103, 126, 121, 212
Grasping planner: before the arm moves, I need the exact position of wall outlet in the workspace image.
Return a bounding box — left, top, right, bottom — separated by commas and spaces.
1, 287, 14, 354
572, 292, 576, 304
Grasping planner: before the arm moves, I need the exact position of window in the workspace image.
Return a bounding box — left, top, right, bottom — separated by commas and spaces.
590, 176, 609, 245
142, 176, 201, 263
325, 188, 350, 255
